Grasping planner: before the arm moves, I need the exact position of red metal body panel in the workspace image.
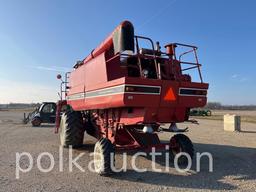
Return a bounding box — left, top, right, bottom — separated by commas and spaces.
67, 76, 208, 123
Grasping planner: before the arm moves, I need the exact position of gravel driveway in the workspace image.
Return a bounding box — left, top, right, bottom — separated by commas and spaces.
0, 110, 255, 192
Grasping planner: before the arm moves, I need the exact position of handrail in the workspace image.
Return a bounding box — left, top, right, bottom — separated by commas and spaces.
134, 35, 161, 79
179, 49, 194, 61
180, 61, 202, 66
172, 43, 198, 49
105, 39, 203, 83
182, 66, 199, 71
106, 52, 166, 63
59, 72, 71, 100
134, 35, 155, 50
173, 43, 203, 83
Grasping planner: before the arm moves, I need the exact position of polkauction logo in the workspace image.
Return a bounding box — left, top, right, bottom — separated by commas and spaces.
15, 146, 213, 179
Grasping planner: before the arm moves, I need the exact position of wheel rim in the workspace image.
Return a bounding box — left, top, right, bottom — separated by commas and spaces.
32, 118, 41, 126
94, 145, 104, 173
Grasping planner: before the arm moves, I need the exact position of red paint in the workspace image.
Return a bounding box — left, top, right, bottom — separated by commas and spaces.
56, 21, 209, 150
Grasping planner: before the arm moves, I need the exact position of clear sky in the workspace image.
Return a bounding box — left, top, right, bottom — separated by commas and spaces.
0, 0, 255, 104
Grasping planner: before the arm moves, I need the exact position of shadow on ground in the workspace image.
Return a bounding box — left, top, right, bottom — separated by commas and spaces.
109, 143, 256, 190
240, 130, 256, 134
74, 140, 256, 190
32, 124, 55, 128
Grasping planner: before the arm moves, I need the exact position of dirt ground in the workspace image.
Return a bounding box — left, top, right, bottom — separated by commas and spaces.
0, 110, 255, 192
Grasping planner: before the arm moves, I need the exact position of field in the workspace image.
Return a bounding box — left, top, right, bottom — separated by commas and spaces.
0, 110, 255, 192
192, 110, 256, 124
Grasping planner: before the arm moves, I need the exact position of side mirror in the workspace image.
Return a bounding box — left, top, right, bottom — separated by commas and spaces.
57, 74, 62, 80
57, 74, 64, 83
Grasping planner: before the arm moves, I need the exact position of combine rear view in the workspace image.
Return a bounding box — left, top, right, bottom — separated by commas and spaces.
55, 21, 209, 175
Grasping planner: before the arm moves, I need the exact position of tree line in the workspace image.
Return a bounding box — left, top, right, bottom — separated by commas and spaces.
206, 102, 256, 110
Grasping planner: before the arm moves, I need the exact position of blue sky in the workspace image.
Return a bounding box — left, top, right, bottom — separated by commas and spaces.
0, 0, 255, 104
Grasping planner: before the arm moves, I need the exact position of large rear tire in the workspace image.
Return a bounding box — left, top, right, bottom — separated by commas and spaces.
94, 138, 115, 176
170, 134, 194, 165
59, 108, 84, 148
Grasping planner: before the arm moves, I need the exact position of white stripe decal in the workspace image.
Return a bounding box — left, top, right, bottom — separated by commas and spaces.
67, 84, 161, 100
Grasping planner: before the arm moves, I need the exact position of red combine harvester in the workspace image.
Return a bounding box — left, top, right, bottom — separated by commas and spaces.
55, 21, 209, 175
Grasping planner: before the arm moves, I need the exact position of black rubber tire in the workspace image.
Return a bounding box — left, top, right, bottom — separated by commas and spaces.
94, 138, 115, 176
31, 117, 41, 127
170, 134, 194, 165
59, 108, 84, 148
206, 110, 212, 116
